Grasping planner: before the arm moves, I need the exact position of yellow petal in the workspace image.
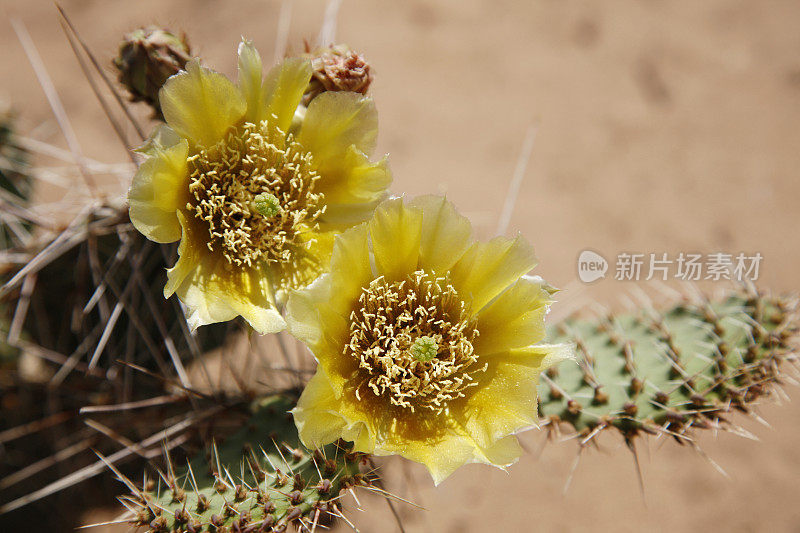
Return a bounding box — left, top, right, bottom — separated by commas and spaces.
292, 369, 349, 447
287, 223, 371, 326
450, 235, 538, 313
128, 138, 189, 243
473, 276, 553, 354
298, 93, 388, 221
163, 212, 197, 297
262, 58, 312, 132
160, 60, 246, 147
454, 358, 542, 450
368, 198, 423, 281
295, 382, 523, 485
316, 146, 391, 207
480, 435, 524, 472
373, 418, 523, 486
164, 212, 284, 333
237, 39, 266, 123
298, 91, 378, 167
293, 368, 374, 451
454, 343, 574, 450
285, 274, 335, 345
285, 274, 349, 369
268, 228, 337, 303
297, 228, 336, 281
327, 223, 373, 310
409, 195, 474, 274
511, 342, 575, 368
318, 197, 386, 232
287, 224, 372, 384
135, 123, 182, 157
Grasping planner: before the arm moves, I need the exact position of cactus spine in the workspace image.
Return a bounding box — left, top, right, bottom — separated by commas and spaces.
0, 102, 32, 250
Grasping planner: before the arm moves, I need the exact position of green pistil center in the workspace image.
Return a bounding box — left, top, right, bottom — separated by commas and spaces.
254, 192, 281, 218
410, 336, 438, 362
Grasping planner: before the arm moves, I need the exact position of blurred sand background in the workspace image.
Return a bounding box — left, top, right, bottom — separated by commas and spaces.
2, 0, 800, 531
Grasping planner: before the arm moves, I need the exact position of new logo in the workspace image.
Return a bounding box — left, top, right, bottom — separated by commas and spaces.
577, 250, 608, 283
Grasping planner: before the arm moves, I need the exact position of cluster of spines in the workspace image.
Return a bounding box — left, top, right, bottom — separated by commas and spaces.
0, 104, 30, 200
122, 396, 368, 532
1, 202, 231, 373
0, 103, 32, 250
540, 291, 798, 446
1, 104, 27, 366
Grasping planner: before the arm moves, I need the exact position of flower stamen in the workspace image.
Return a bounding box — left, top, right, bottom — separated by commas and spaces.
346, 270, 485, 414
186, 120, 326, 287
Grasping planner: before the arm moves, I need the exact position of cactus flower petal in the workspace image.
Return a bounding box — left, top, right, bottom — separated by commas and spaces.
450, 235, 539, 313
291, 367, 369, 448
409, 194, 474, 274
237, 40, 267, 123
474, 276, 554, 353
262, 57, 314, 132
298, 91, 378, 165
163, 212, 284, 333
128, 136, 189, 243
455, 344, 573, 450
159, 60, 246, 147
368, 197, 424, 281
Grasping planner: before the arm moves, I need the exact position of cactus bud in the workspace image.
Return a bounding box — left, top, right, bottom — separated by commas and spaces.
302, 44, 373, 106
113, 26, 191, 118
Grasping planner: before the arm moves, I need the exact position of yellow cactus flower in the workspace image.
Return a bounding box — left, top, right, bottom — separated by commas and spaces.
289, 196, 572, 484
127, 40, 391, 333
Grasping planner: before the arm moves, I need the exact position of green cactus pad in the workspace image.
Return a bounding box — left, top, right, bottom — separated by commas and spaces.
125, 395, 366, 533
540, 291, 798, 444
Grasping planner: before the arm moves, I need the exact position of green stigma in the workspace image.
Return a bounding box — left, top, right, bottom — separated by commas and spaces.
254, 192, 281, 217
410, 336, 438, 362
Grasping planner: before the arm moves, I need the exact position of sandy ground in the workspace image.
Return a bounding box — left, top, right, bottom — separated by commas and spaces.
2, 0, 800, 531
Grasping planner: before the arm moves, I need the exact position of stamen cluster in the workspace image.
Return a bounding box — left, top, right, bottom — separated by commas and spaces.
346, 270, 485, 414
187, 121, 325, 279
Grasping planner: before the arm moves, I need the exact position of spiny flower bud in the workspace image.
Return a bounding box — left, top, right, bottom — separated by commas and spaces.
302, 44, 373, 106
113, 26, 192, 118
